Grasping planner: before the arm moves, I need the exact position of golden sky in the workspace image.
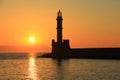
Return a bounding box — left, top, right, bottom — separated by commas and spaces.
0, 0, 120, 49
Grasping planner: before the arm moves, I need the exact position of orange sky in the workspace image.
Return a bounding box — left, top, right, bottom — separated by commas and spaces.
0, 0, 120, 52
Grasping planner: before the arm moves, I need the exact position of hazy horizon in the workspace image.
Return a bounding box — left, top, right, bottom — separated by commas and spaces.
0, 45, 51, 53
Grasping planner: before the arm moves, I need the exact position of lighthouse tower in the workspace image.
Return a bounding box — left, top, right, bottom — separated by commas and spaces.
57, 10, 63, 44
52, 10, 70, 58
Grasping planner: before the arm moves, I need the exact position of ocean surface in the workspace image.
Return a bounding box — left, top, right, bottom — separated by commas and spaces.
0, 53, 120, 80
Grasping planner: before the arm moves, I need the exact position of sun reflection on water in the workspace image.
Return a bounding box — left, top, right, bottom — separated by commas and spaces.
28, 56, 39, 80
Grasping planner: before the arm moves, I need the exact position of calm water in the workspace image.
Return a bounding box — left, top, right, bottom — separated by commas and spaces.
0, 53, 120, 80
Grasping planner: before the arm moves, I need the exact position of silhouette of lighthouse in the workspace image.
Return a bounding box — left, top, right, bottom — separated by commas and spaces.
57, 10, 63, 44
52, 10, 70, 58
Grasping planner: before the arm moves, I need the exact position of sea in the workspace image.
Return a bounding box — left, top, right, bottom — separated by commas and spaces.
0, 53, 120, 80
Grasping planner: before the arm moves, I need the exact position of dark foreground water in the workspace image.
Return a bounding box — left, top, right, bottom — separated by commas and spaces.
0, 53, 120, 80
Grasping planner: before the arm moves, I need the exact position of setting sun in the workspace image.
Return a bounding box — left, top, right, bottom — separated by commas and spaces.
29, 37, 35, 43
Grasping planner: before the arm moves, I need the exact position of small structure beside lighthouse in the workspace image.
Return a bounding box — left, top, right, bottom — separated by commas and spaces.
52, 10, 70, 58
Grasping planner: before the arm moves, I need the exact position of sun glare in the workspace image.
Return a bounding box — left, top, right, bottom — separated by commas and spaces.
29, 37, 35, 43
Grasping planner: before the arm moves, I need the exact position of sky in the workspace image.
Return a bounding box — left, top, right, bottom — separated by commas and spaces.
0, 0, 120, 51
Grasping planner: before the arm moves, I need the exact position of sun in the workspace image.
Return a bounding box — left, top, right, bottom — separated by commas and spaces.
29, 37, 35, 43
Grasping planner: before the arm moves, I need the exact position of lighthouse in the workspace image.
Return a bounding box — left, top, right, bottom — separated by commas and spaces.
52, 10, 70, 58
56, 10, 63, 44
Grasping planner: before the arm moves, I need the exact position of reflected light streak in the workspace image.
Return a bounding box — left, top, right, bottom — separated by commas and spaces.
28, 57, 39, 80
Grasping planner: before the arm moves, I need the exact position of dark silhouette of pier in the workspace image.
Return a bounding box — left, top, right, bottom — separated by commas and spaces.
39, 10, 120, 59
